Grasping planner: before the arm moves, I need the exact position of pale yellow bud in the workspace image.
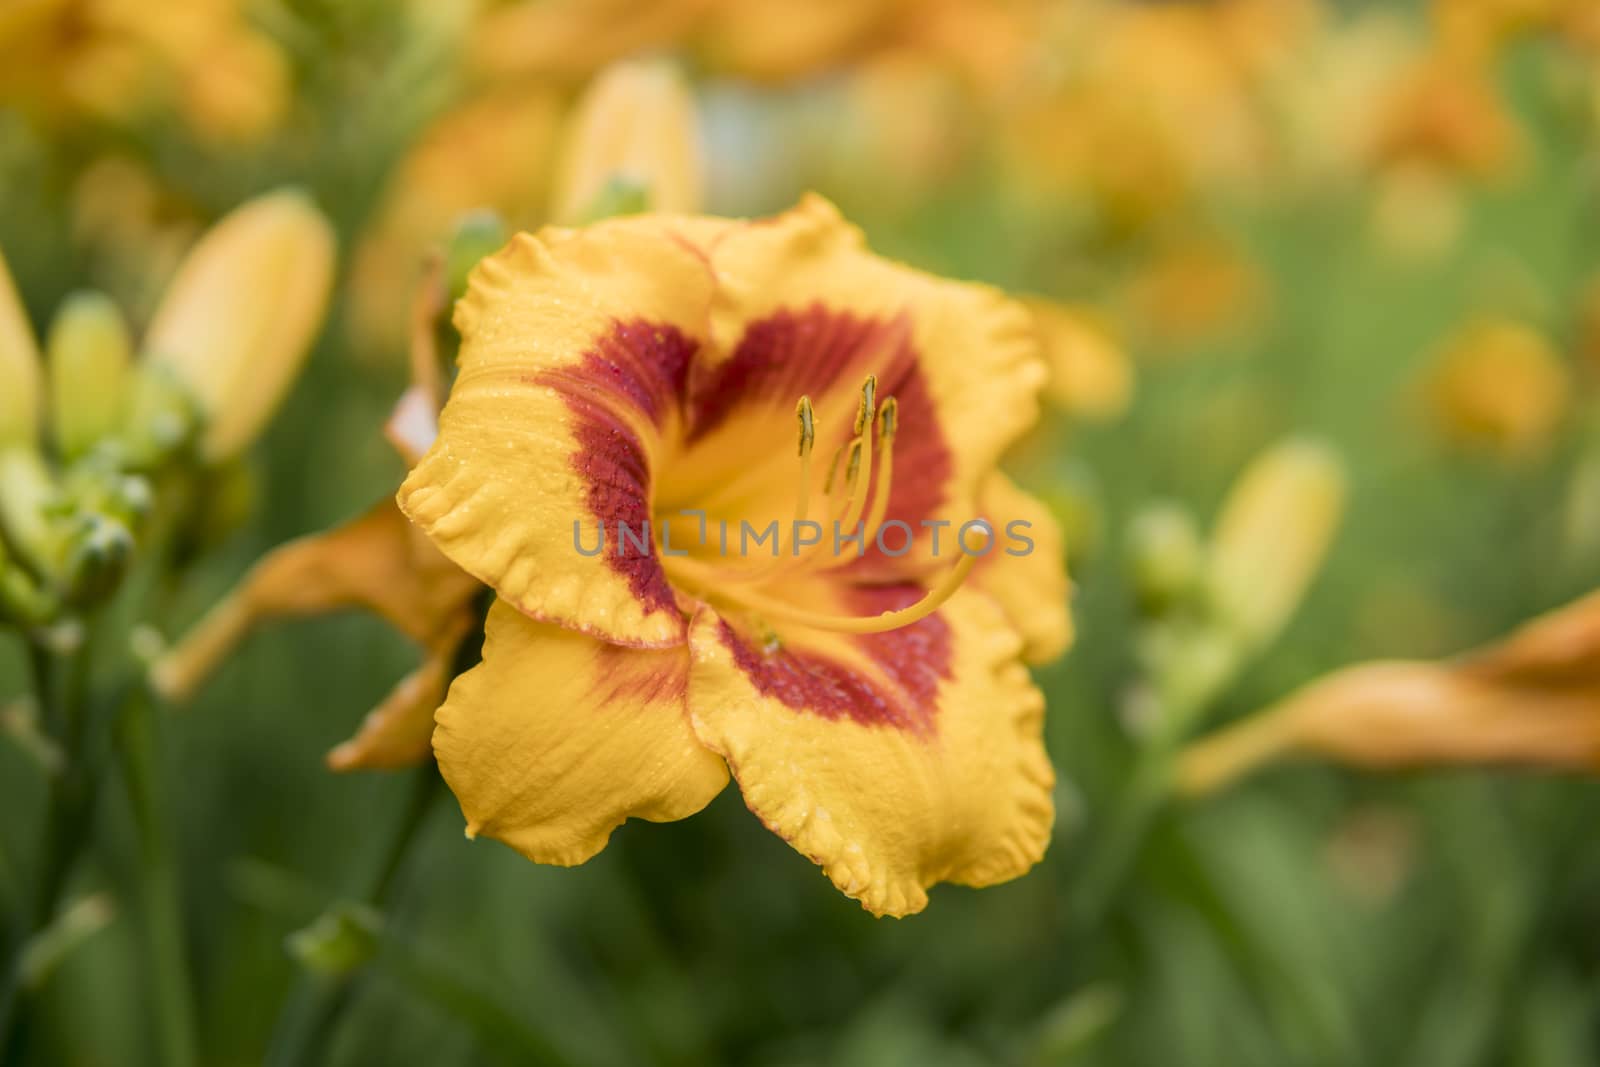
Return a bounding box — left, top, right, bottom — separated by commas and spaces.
143, 189, 336, 461
47, 292, 132, 459
1207, 439, 1346, 650
549, 60, 704, 224
0, 244, 42, 447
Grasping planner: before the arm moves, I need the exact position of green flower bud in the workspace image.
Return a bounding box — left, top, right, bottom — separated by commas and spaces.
120, 364, 202, 470
0, 540, 56, 626
1127, 502, 1203, 614
46, 291, 132, 460
287, 905, 381, 978
446, 211, 509, 306
0, 447, 67, 579
62, 513, 134, 608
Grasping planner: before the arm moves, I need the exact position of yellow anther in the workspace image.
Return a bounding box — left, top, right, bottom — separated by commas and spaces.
795, 395, 815, 456
877, 396, 898, 441
853, 375, 878, 435
793, 396, 816, 522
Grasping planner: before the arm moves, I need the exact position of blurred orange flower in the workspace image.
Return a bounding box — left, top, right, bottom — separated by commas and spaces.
0, 0, 289, 142
1422, 318, 1569, 456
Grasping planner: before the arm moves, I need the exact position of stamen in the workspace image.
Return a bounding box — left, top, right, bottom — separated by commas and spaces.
722, 522, 991, 634
837, 376, 879, 532
861, 396, 897, 543
793, 396, 815, 522
853, 375, 878, 434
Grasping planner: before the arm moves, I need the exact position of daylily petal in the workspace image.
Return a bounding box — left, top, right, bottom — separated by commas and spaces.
974, 472, 1073, 665
327, 623, 469, 772
1177, 660, 1600, 795
435, 598, 729, 865
687, 586, 1053, 917
399, 217, 727, 648
662, 195, 1045, 576
153, 499, 478, 702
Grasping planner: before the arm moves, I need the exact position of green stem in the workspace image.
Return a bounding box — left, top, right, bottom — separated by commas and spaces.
267, 764, 442, 1067
116, 686, 198, 1067
1072, 686, 1210, 928
0, 637, 96, 1061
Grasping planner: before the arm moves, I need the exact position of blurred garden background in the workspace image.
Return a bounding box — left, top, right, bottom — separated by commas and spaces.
3, 0, 1600, 1064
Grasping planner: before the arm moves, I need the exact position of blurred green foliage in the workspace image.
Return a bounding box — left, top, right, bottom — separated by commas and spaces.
2, 1, 1599, 1065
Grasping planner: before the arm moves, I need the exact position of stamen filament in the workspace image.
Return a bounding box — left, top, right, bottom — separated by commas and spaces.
717, 523, 990, 635
837, 377, 878, 532
861, 397, 897, 543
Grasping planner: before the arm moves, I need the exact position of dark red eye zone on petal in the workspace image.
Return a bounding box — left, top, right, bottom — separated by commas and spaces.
717, 586, 953, 734
536, 319, 698, 622
687, 304, 955, 561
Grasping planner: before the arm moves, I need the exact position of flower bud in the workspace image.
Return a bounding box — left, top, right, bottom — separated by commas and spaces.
550, 60, 704, 224
142, 189, 336, 461
46, 291, 132, 460
0, 447, 66, 579
1127, 502, 1203, 614
1207, 439, 1346, 651
287, 905, 381, 978
0, 244, 42, 447
445, 211, 508, 306
62, 513, 134, 608
0, 541, 55, 626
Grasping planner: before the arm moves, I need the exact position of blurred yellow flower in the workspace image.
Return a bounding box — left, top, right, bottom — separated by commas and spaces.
1178, 588, 1600, 794
398, 197, 1066, 916
349, 86, 564, 355
1023, 298, 1132, 421
0, 0, 289, 142
1422, 318, 1569, 456
1369, 52, 1522, 179
145, 189, 337, 462
1121, 233, 1269, 348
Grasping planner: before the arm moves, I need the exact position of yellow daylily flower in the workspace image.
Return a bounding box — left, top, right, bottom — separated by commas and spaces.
1178, 588, 1600, 794
1422, 318, 1569, 456
400, 196, 1068, 916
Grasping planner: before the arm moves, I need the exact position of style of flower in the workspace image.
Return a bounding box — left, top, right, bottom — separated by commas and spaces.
399, 196, 1070, 916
